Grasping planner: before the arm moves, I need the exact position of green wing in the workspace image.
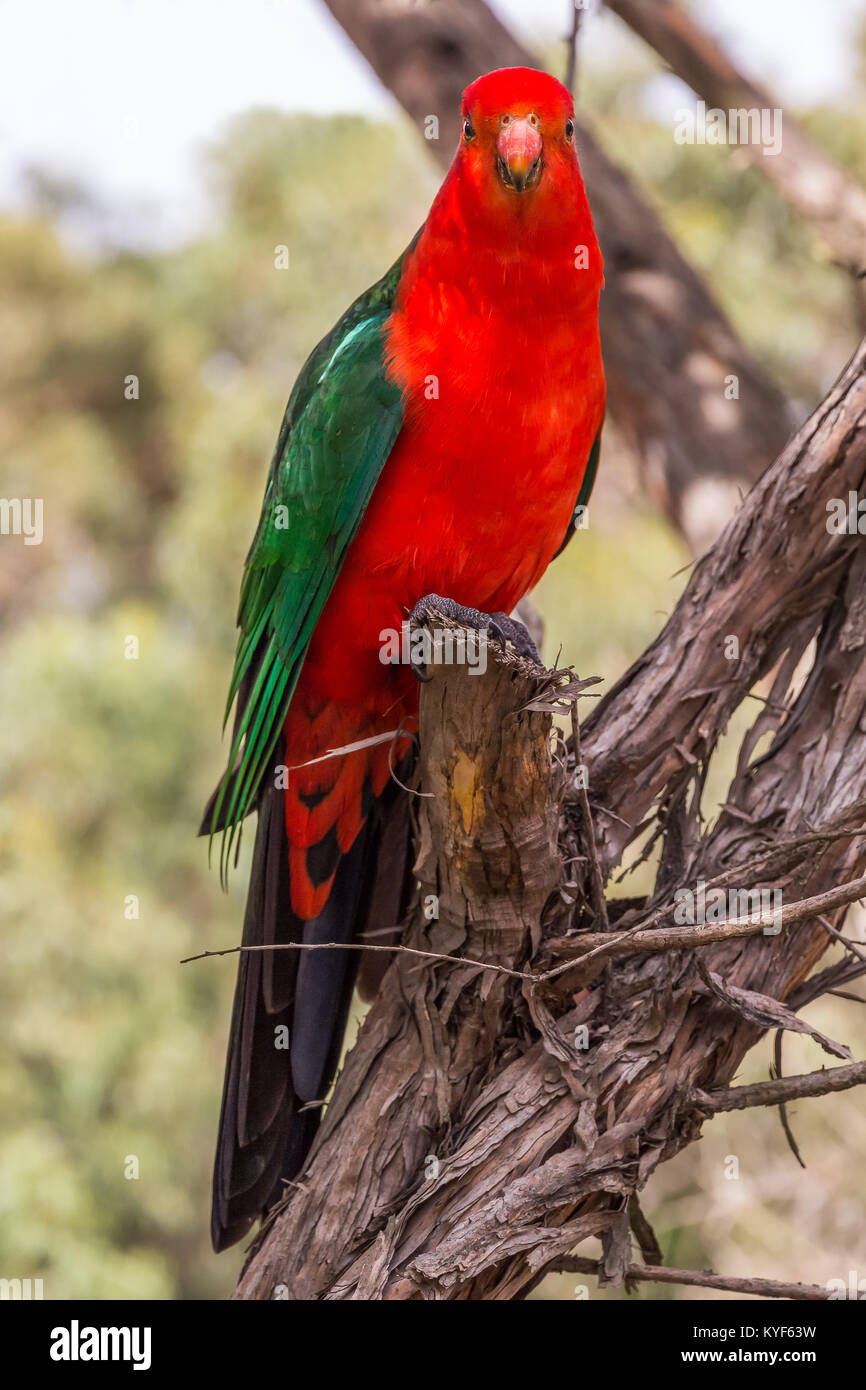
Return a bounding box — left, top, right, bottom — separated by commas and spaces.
205, 246, 411, 877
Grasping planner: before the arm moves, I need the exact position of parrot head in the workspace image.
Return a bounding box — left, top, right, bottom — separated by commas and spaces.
395, 64, 602, 318
457, 67, 580, 207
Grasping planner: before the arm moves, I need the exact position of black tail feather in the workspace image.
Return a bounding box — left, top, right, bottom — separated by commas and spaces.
209, 741, 415, 1253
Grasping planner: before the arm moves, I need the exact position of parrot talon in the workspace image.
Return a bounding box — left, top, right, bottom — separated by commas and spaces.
408, 593, 541, 682
411, 653, 433, 684
487, 611, 542, 664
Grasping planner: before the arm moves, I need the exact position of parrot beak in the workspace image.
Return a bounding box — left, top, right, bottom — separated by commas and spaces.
496, 116, 543, 193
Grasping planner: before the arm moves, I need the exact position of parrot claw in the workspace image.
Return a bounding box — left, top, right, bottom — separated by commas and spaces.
407, 593, 541, 682
487, 611, 543, 663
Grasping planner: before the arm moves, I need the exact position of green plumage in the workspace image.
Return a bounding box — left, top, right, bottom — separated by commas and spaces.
206, 246, 410, 878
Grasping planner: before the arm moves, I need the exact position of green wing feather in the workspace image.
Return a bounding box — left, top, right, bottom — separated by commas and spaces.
206, 245, 412, 879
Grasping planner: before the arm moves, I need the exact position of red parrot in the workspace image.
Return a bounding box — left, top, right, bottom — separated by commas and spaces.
203, 66, 605, 1251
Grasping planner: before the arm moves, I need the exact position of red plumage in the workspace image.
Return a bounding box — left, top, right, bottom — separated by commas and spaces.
284, 67, 604, 919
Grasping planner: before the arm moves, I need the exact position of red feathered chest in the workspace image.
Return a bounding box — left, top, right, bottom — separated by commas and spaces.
301, 197, 605, 709
374, 225, 605, 613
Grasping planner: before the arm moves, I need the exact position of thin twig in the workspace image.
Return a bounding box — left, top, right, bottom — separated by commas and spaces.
629, 1194, 663, 1267
181, 939, 534, 981
817, 912, 866, 964
188, 872, 866, 994
553, 1257, 832, 1301
790, 956, 866, 1013
773, 1029, 806, 1169
564, 0, 584, 96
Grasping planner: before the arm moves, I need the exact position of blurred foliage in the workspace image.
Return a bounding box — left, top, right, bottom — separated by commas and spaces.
1, 38, 865, 1300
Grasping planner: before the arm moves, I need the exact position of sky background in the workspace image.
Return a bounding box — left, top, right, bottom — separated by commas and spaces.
1, 0, 863, 246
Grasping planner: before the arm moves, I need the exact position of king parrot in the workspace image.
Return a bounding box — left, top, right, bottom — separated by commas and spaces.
203, 66, 605, 1252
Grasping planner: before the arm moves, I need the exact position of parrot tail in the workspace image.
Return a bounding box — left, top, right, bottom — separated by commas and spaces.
203, 736, 414, 1253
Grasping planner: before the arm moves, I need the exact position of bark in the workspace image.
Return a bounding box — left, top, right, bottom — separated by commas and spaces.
234, 338, 866, 1301
320, 0, 794, 550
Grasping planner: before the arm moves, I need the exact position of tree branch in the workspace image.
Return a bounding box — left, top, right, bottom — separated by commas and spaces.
692, 1060, 866, 1114
605, 0, 866, 295
544, 869, 866, 975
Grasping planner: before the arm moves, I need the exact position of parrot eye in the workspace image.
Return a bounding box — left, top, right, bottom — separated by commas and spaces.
462, 116, 476, 142
565, 118, 575, 142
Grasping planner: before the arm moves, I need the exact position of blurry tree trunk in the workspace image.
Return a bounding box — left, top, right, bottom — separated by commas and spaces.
234, 339, 866, 1301
320, 0, 794, 552
605, 0, 866, 306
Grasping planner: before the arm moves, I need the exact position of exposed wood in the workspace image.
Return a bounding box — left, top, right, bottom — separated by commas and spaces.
236, 648, 568, 1299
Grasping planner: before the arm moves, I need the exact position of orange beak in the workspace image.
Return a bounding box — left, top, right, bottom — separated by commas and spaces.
496, 116, 543, 193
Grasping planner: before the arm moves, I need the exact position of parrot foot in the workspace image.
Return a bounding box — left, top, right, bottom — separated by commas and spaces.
408, 593, 542, 683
